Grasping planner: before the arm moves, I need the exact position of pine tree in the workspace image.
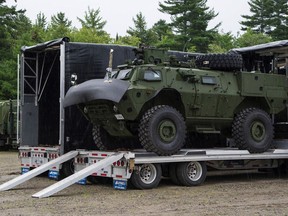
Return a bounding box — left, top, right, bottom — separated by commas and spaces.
31, 12, 47, 42
73, 7, 110, 43
270, 0, 288, 40
77, 7, 106, 31
159, 0, 220, 52
0, 0, 24, 60
127, 12, 147, 39
241, 0, 274, 34
127, 12, 157, 46
0, 0, 26, 99
152, 19, 171, 41
151, 19, 176, 49
51, 12, 72, 28
47, 12, 72, 39
241, 0, 288, 40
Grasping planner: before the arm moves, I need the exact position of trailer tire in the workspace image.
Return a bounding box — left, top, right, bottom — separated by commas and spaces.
60, 159, 74, 178
130, 163, 162, 189
169, 163, 181, 185
139, 105, 186, 156
87, 176, 111, 184
176, 161, 207, 186
232, 108, 274, 153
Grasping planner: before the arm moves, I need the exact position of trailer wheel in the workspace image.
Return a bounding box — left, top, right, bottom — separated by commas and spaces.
87, 176, 111, 184
232, 108, 274, 153
130, 163, 162, 189
139, 105, 186, 156
169, 163, 181, 185
60, 159, 74, 178
176, 161, 207, 186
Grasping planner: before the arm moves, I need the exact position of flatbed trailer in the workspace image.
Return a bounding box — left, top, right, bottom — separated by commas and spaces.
4, 40, 288, 198
1, 142, 288, 198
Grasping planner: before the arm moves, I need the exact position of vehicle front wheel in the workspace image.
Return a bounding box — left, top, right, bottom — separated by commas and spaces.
130, 163, 162, 189
139, 105, 186, 156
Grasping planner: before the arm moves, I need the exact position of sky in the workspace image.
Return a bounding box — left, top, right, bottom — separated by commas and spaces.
6, 0, 251, 37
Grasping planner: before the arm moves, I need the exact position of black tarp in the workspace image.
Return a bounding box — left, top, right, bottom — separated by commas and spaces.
21, 37, 70, 52
64, 43, 135, 90
20, 38, 202, 148
232, 40, 288, 54
63, 43, 135, 150
20, 39, 136, 148
231, 40, 288, 72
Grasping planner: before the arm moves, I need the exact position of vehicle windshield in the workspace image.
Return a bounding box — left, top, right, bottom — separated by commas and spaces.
113, 69, 132, 80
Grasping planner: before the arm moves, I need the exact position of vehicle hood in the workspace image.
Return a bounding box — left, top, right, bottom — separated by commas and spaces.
63, 79, 130, 107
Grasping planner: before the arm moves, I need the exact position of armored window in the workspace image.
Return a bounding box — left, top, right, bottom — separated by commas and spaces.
143, 70, 161, 81
201, 76, 217, 85
115, 69, 132, 80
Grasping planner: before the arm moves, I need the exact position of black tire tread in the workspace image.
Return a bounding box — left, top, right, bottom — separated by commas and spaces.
130, 164, 162, 189
92, 125, 114, 150
139, 105, 186, 156
195, 53, 243, 71
176, 161, 207, 186
169, 163, 181, 185
232, 108, 274, 153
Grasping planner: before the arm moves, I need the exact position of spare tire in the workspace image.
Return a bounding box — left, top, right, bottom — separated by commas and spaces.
195, 53, 243, 71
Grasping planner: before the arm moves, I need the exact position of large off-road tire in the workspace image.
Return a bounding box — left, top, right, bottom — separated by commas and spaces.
195, 53, 243, 71
92, 125, 140, 150
232, 108, 274, 153
139, 105, 186, 156
130, 163, 162, 189
92, 125, 116, 150
176, 161, 207, 186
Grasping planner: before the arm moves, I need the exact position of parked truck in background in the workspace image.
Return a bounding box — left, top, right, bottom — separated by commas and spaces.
0, 99, 17, 149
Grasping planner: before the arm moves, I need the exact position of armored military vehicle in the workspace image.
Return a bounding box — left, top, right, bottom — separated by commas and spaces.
64, 46, 288, 156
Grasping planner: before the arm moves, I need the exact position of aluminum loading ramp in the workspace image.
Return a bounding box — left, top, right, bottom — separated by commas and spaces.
32, 152, 124, 198
0, 151, 79, 191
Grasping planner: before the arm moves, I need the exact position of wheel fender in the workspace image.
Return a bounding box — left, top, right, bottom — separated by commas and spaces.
64, 79, 130, 107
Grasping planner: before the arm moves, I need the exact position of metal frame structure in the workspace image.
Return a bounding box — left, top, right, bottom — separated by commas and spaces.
20, 43, 65, 152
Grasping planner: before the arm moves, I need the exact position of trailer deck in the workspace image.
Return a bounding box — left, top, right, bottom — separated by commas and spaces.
0, 144, 288, 198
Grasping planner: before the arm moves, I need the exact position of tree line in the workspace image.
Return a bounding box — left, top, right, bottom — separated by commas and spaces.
0, 0, 287, 99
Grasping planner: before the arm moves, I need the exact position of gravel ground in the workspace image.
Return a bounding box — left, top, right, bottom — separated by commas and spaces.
1, 151, 288, 216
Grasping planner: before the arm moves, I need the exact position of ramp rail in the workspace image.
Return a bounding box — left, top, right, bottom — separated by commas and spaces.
32, 152, 124, 198
0, 150, 78, 191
